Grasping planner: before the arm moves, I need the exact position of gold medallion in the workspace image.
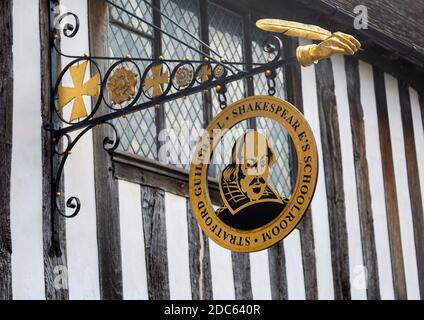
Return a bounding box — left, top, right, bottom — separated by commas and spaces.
175, 66, 193, 88
189, 96, 318, 252
107, 66, 138, 104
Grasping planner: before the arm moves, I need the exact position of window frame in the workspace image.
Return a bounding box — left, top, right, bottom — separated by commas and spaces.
95, 0, 297, 202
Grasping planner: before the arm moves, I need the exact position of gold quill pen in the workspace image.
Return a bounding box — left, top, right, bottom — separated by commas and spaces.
256, 19, 362, 67
256, 19, 332, 41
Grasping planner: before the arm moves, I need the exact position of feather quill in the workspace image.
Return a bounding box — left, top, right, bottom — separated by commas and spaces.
256, 19, 332, 41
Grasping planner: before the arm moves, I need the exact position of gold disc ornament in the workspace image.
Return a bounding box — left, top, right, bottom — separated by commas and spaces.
107, 66, 138, 104
189, 96, 318, 252
175, 66, 193, 88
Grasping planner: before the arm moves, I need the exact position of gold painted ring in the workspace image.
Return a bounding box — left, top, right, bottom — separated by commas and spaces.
189, 96, 318, 252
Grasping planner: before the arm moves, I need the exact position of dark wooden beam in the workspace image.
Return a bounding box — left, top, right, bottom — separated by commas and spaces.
0, 0, 13, 300
199, 0, 213, 128
373, 66, 407, 300
88, 0, 123, 300
315, 58, 350, 300
268, 242, 288, 300
398, 81, 424, 299
112, 150, 223, 206
141, 186, 170, 300
186, 199, 213, 300
345, 56, 380, 299
199, 0, 216, 177
232, 252, 253, 300
211, 5, 255, 291
40, 0, 69, 299
283, 37, 318, 300
420, 93, 424, 138
242, 13, 256, 130
152, 0, 165, 158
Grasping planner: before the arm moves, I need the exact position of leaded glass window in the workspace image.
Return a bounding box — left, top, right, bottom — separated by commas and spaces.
108, 0, 157, 159
106, 0, 292, 197
208, 3, 248, 174
161, 0, 203, 169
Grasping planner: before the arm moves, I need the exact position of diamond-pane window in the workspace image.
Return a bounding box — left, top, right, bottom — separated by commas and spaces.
109, 0, 153, 36
108, 2, 157, 160
208, 3, 247, 174
208, 2, 246, 116
106, 0, 292, 188
256, 117, 294, 197
161, 0, 203, 169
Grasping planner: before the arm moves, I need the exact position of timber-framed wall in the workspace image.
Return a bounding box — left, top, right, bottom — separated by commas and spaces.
1, 0, 424, 300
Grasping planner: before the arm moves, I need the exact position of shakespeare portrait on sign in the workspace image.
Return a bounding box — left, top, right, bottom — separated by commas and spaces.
216, 131, 289, 230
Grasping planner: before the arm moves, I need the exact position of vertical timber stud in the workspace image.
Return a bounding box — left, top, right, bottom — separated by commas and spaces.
398, 81, 424, 299
373, 67, 407, 300
0, 0, 13, 300
267, 241, 288, 300
232, 252, 253, 300
199, 0, 213, 128
187, 200, 213, 300
420, 93, 424, 136
267, 36, 294, 301
315, 58, 350, 300
284, 37, 317, 300
242, 13, 256, 130
88, 0, 123, 300
141, 186, 170, 300
152, 0, 166, 160
199, 0, 215, 177
41, 0, 69, 299
48, 0, 64, 260
345, 56, 380, 299
230, 11, 254, 301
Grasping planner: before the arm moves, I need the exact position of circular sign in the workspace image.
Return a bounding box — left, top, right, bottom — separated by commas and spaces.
189, 96, 318, 252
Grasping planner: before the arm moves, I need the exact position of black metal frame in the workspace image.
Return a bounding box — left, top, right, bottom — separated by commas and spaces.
45, 0, 297, 254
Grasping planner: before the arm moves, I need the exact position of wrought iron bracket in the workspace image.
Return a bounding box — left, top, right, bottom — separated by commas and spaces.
46, 0, 298, 255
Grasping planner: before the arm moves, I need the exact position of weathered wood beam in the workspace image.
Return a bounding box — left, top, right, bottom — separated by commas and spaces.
40, 0, 69, 299
88, 0, 123, 300
186, 199, 213, 300
268, 242, 288, 300
373, 66, 407, 300
0, 0, 13, 301
141, 186, 170, 300
398, 81, 424, 299
232, 252, 253, 300
315, 58, 350, 300
284, 37, 318, 300
345, 56, 380, 299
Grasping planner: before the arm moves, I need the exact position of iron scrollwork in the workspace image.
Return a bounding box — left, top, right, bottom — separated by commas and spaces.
46, 1, 295, 254
51, 121, 119, 219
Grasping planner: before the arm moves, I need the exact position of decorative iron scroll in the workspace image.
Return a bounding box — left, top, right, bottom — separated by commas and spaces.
45, 1, 296, 232
45, 1, 298, 255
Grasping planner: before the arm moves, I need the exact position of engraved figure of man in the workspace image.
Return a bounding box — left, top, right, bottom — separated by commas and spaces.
216, 131, 289, 230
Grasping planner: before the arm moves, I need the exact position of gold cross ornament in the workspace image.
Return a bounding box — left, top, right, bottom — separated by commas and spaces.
197, 64, 212, 83
143, 63, 169, 98
57, 61, 100, 122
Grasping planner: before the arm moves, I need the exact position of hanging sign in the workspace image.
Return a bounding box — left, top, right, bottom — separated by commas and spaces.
189, 96, 318, 252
